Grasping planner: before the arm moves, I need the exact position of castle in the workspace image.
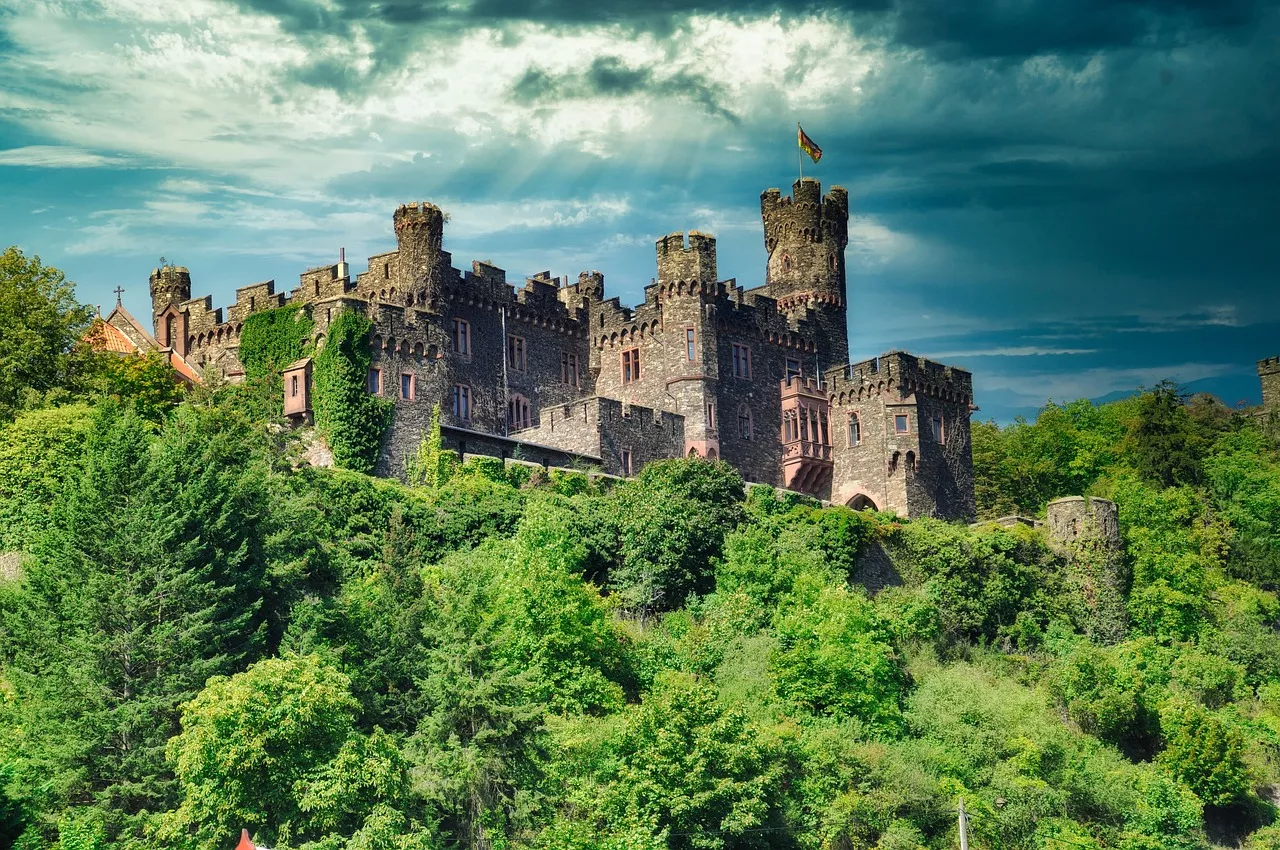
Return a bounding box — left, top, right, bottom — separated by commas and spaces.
136, 179, 977, 519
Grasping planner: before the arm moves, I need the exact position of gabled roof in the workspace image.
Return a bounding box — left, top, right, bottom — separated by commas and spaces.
83, 317, 138, 353
83, 303, 203, 385
104, 303, 162, 350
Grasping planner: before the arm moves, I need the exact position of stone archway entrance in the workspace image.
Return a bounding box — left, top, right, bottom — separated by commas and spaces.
847, 493, 878, 511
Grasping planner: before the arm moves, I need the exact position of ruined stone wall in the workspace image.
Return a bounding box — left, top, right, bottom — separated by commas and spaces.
1259, 356, 1280, 413
1046, 496, 1127, 643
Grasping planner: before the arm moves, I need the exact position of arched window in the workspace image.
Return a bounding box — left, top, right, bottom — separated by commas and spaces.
906, 450, 917, 475
688, 447, 700, 458
848, 413, 861, 446
738, 405, 753, 440
782, 254, 792, 272
508, 394, 532, 431
889, 451, 901, 474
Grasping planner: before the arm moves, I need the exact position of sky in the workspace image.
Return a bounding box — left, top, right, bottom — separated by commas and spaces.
0, 0, 1276, 423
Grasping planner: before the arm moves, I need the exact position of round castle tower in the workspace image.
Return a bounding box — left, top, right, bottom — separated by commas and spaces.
761, 178, 850, 365
1046, 496, 1127, 643
149, 265, 191, 332
393, 201, 445, 306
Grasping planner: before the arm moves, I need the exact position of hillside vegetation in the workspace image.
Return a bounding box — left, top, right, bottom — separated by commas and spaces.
4, 250, 1280, 850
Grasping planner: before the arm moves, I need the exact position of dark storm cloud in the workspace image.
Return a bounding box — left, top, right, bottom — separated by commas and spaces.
510, 56, 741, 124
234, 0, 1272, 58
891, 0, 1268, 58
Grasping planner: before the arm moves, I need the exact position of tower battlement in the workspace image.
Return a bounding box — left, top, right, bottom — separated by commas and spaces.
656, 231, 717, 285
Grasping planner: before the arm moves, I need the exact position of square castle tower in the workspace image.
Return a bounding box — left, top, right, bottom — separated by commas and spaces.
149, 180, 977, 520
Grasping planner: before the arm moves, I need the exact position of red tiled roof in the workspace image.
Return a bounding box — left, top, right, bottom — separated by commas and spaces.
167, 350, 201, 384
84, 318, 139, 354
105, 304, 162, 350
83, 307, 202, 386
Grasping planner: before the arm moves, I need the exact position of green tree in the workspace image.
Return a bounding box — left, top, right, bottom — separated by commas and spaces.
0, 248, 93, 421
1157, 699, 1250, 807
0, 403, 94, 552
0, 404, 273, 838
1127, 382, 1204, 488
769, 581, 903, 728
81, 351, 184, 422
552, 671, 788, 850
408, 501, 631, 846
607, 459, 745, 617
160, 655, 435, 849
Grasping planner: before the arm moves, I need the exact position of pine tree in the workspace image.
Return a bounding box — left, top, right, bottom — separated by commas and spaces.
1, 403, 271, 841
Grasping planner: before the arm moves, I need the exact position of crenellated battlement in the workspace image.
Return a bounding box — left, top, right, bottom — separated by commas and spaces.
1259, 356, 1280, 373
656, 230, 717, 286
832, 351, 973, 404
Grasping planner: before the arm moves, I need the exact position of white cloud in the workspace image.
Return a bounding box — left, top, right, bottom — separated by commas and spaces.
0, 145, 132, 168
980, 362, 1239, 405
0, 1, 883, 191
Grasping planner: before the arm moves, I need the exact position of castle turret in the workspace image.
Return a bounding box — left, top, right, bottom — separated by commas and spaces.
656, 231, 717, 289
761, 179, 849, 364
150, 265, 191, 339
393, 201, 445, 306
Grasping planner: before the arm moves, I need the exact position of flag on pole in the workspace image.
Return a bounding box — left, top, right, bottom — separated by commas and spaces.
798, 124, 822, 163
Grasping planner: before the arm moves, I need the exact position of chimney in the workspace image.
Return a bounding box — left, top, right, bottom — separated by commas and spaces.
336, 246, 349, 281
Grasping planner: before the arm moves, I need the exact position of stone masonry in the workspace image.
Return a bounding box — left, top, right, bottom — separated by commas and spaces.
147, 179, 978, 519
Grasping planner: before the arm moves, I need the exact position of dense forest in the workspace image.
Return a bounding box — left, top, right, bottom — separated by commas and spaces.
5, 246, 1280, 850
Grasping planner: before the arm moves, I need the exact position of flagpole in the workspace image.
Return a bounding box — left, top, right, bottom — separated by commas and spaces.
797, 122, 803, 181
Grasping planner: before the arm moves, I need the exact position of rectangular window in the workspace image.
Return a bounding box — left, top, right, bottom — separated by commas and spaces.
367, 368, 381, 394
732, 343, 752, 379
401, 373, 413, 400
685, 327, 696, 361
706, 403, 716, 429
451, 318, 470, 356
738, 407, 752, 439
895, 414, 909, 434
508, 396, 531, 430
622, 348, 641, 384
291, 375, 299, 398
932, 415, 945, 443
561, 352, 579, 386
452, 384, 471, 421
849, 414, 861, 446
786, 358, 802, 380
621, 449, 633, 476
507, 335, 526, 372
800, 407, 810, 441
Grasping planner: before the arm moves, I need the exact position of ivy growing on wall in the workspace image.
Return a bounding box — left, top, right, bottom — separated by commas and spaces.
313, 309, 393, 474
238, 305, 314, 379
